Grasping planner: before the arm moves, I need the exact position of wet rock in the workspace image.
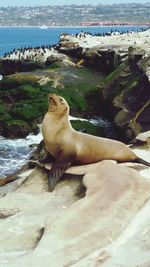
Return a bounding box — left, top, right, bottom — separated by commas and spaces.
0, 59, 45, 76
3, 120, 32, 139
101, 54, 150, 141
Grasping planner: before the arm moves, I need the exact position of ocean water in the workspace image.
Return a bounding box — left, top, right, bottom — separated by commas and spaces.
0, 133, 43, 178
0, 26, 148, 57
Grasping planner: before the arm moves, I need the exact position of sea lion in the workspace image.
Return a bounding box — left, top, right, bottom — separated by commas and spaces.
42, 93, 150, 191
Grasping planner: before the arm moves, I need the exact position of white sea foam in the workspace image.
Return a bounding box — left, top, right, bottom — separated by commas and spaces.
0, 132, 43, 178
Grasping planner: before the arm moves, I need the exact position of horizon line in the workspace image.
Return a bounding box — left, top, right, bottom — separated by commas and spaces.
0, 2, 150, 7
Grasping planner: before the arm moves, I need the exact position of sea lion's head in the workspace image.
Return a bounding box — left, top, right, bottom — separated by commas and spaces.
48, 93, 69, 116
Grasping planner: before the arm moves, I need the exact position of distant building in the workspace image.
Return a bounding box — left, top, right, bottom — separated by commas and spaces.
80, 21, 150, 26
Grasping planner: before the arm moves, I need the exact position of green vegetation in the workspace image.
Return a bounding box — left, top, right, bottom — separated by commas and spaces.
10, 100, 48, 120
126, 78, 139, 92
104, 62, 126, 85
0, 101, 13, 120
46, 62, 60, 69
71, 120, 106, 137
7, 119, 28, 126
102, 61, 129, 99
21, 84, 41, 97
6, 73, 40, 86
0, 103, 5, 113
0, 62, 106, 138
0, 113, 12, 121
58, 88, 88, 112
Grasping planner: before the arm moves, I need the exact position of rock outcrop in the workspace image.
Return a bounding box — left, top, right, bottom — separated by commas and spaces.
0, 134, 150, 267
58, 30, 150, 141
101, 54, 150, 141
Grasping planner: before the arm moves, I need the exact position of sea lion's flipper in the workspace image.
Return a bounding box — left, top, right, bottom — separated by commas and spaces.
0, 174, 19, 187
48, 160, 72, 192
135, 157, 150, 167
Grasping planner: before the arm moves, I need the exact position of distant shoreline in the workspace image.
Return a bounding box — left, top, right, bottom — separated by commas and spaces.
0, 25, 149, 29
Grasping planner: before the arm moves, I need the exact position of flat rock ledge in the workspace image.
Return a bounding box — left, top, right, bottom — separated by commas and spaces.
0, 133, 150, 267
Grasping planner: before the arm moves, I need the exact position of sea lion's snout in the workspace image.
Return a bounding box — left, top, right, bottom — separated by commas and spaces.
47, 93, 69, 114
48, 93, 57, 106
48, 93, 56, 98
48, 93, 56, 100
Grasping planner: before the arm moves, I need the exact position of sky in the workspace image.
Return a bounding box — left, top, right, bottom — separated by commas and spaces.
0, 0, 149, 6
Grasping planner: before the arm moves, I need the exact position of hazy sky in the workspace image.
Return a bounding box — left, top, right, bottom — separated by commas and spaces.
0, 0, 149, 6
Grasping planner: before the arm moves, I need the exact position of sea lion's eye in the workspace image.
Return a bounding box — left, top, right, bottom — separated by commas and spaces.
60, 98, 63, 103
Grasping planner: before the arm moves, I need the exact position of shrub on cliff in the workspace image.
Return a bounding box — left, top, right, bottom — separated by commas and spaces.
71, 120, 106, 137
10, 100, 48, 120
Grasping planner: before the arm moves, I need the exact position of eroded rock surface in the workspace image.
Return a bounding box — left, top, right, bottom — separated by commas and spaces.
0, 142, 150, 267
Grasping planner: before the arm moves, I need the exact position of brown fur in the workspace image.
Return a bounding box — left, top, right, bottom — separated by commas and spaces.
42, 93, 138, 166
42, 93, 150, 191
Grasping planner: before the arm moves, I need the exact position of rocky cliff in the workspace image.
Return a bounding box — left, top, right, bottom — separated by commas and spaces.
58, 30, 150, 141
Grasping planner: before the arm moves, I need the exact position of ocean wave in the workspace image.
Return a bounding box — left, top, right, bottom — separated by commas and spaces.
0, 132, 43, 178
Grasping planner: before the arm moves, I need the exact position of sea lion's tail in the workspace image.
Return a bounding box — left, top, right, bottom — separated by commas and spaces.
134, 157, 150, 167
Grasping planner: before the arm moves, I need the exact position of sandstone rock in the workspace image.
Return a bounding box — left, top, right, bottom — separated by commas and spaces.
0, 152, 150, 266
136, 130, 150, 143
